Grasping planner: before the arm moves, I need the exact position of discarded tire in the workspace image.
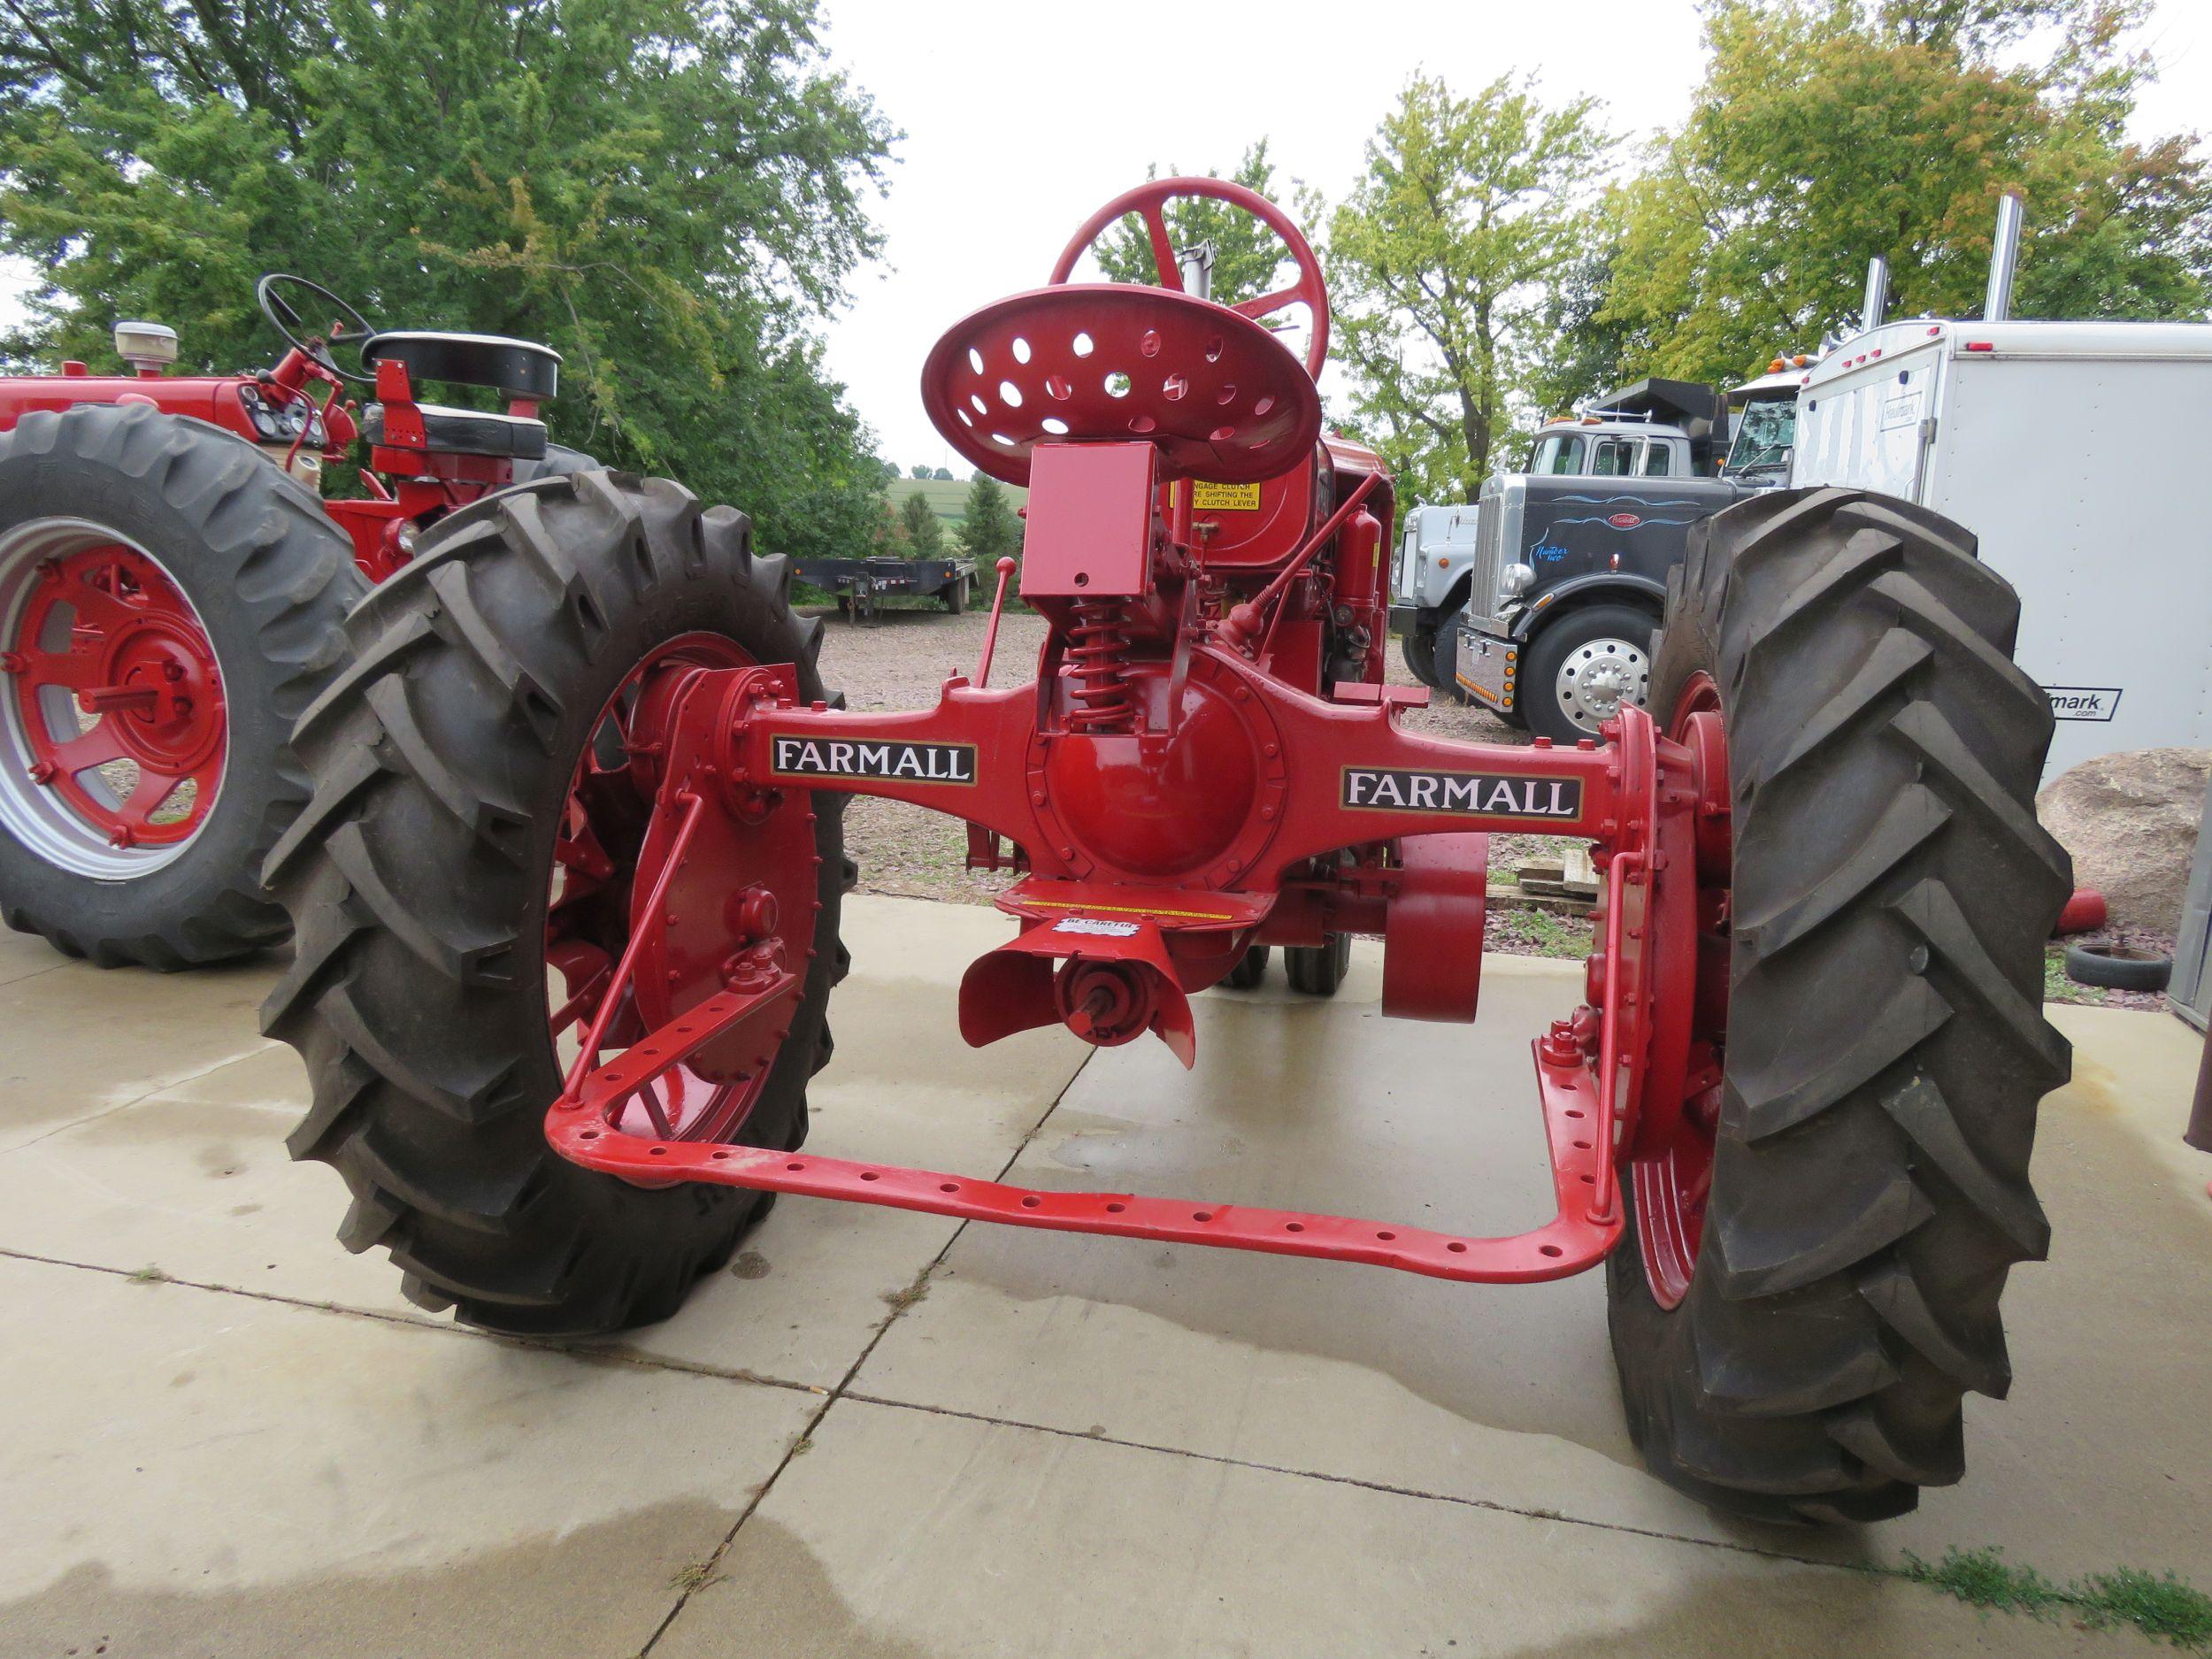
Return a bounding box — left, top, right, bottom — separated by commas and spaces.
2063, 941, 2171, 994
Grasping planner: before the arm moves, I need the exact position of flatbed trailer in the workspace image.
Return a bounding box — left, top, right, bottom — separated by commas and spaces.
795, 554, 972, 621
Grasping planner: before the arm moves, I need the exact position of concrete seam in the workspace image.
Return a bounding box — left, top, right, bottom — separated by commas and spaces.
636, 1043, 1102, 1656
0, 1244, 822, 1394
833, 1389, 1855, 1574
2, 1042, 280, 1152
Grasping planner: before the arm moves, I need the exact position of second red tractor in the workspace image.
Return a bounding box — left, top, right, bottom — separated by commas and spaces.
0, 275, 591, 966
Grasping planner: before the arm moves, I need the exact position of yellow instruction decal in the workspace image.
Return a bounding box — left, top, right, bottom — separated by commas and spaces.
1191, 480, 1261, 511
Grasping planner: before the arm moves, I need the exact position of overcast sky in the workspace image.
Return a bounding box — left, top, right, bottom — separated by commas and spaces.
4, 0, 2208, 472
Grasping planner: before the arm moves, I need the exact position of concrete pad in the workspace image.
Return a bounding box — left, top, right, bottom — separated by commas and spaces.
0, 954, 277, 1151
1876, 1000, 2212, 1578
0, 924, 69, 987
0, 1252, 813, 1658
853, 947, 1755, 1547
856, 950, 2212, 1579
0, 895, 1086, 1389
610, 895, 1086, 1382
656, 1396, 2075, 1659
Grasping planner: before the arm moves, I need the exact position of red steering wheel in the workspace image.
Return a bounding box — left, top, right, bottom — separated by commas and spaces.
1048, 178, 1331, 380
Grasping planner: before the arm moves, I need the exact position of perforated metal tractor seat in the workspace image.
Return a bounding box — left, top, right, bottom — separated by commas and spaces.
359, 402, 549, 460
361, 330, 562, 398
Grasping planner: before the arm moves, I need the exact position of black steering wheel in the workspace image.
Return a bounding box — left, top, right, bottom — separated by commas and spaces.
256, 273, 376, 384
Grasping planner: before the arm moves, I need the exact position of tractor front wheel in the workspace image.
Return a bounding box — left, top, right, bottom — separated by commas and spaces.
260, 470, 850, 1335
0, 403, 362, 967
1285, 933, 1350, 995
1607, 488, 2071, 1522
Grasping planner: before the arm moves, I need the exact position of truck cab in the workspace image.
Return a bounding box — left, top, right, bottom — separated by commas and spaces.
1526, 422, 1695, 480
1390, 387, 1718, 704
1721, 356, 1816, 483
1412, 378, 1783, 743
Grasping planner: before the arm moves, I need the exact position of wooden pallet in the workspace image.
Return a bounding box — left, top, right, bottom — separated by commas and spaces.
1511, 844, 1599, 902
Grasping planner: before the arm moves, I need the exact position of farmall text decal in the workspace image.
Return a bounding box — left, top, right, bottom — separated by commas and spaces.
770, 736, 978, 784
1341, 767, 1582, 818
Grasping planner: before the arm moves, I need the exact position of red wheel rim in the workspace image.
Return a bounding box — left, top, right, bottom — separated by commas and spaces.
544, 634, 818, 1151
0, 524, 226, 873
1631, 671, 1731, 1310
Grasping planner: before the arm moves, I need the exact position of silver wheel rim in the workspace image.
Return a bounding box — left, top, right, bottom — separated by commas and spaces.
1553, 635, 1650, 733
0, 518, 224, 878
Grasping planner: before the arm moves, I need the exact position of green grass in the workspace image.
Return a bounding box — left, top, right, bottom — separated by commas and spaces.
2045, 943, 2109, 1006
1487, 905, 1594, 960
1878, 1548, 2212, 1649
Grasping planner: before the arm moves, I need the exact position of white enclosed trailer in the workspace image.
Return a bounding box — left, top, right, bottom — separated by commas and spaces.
1790, 318, 2212, 777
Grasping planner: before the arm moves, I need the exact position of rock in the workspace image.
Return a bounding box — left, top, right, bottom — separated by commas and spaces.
2037, 749, 2211, 933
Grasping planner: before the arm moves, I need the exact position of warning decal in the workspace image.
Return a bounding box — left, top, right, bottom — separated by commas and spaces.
1191, 480, 1262, 511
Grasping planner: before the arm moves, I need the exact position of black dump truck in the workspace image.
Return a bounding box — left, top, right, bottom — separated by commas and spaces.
1391, 374, 1798, 743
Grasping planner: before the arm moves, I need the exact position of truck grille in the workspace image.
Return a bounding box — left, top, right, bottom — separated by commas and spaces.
1466, 487, 1508, 630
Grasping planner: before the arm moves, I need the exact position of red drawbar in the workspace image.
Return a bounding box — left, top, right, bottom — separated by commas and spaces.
547, 1032, 1622, 1284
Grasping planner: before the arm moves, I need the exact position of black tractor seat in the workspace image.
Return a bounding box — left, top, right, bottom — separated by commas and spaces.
360, 329, 561, 399
361, 401, 549, 460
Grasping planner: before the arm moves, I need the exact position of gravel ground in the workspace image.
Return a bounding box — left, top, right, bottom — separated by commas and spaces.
805, 605, 1593, 956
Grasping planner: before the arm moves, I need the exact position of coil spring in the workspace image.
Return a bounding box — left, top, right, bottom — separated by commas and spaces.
1065, 597, 1135, 733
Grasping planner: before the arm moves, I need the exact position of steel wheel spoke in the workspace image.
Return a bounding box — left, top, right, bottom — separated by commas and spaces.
119, 764, 185, 826
48, 720, 127, 777
65, 564, 145, 633
12, 646, 103, 695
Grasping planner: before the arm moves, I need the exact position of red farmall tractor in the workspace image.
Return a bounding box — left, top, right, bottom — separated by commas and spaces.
260, 182, 2071, 1523
0, 275, 591, 966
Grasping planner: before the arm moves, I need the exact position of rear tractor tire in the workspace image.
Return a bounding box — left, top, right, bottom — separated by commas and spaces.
259, 469, 851, 1336
1608, 488, 2071, 1523
0, 403, 364, 967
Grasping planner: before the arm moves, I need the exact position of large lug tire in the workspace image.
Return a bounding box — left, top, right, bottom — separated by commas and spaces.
508, 443, 603, 486
259, 470, 851, 1336
1609, 488, 2072, 1523
0, 403, 364, 967
1519, 602, 1655, 746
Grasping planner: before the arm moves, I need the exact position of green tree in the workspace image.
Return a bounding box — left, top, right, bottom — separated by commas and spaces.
899, 489, 944, 556
957, 472, 1019, 565
1317, 74, 1616, 499
0, 0, 895, 560
1600, 0, 2212, 386
910, 464, 934, 479
1094, 141, 1289, 305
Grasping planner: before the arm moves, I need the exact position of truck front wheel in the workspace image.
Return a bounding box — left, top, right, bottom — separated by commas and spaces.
1518, 603, 1654, 745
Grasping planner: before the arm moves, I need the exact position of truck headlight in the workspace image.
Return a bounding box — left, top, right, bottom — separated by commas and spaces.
1500, 562, 1536, 597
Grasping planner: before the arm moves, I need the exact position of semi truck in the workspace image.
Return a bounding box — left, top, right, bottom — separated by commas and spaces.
1394, 375, 1798, 742
1449, 200, 2212, 774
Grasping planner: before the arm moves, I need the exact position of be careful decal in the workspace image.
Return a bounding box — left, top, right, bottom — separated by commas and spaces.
1341, 767, 1583, 819
770, 736, 978, 784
